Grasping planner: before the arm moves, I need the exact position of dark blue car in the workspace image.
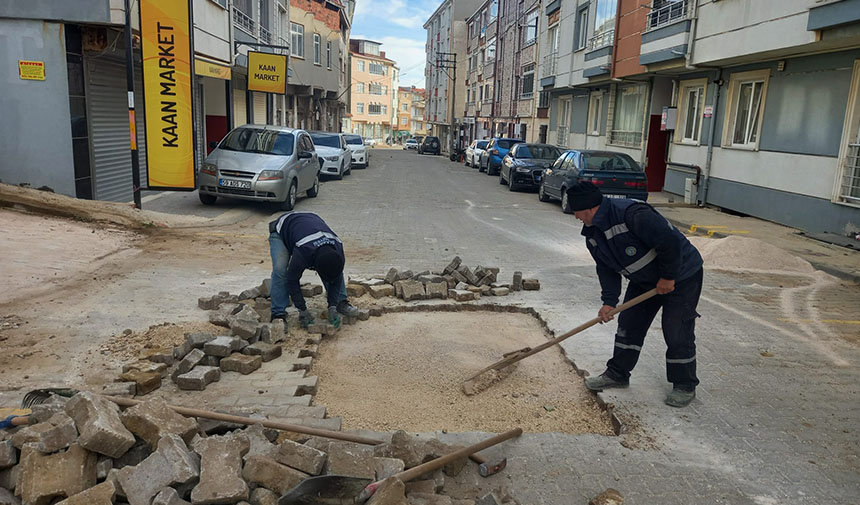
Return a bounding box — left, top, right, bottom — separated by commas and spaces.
479, 138, 523, 175
538, 150, 648, 213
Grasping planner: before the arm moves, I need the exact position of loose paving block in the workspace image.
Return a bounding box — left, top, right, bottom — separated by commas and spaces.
512, 271, 523, 291
465, 285, 483, 294
242, 341, 282, 362
454, 282, 469, 291
374, 457, 405, 480
284, 375, 319, 395
422, 440, 466, 476
152, 487, 191, 505
250, 487, 279, 505
407, 493, 453, 505
393, 280, 404, 299
186, 332, 217, 350
366, 477, 408, 505
0, 488, 20, 505
457, 265, 478, 284
368, 306, 384, 317
113, 441, 153, 469
121, 399, 199, 446
448, 289, 477, 302
200, 355, 221, 367
355, 308, 371, 321
477, 273, 496, 286
241, 425, 275, 461
204, 336, 242, 357
176, 366, 221, 391
368, 284, 395, 298
65, 392, 136, 458
209, 304, 240, 327
442, 275, 457, 288
325, 442, 376, 479
306, 323, 337, 336
489, 287, 510, 296
487, 267, 500, 275
118, 369, 162, 395
424, 282, 448, 299
117, 435, 200, 505
300, 284, 323, 297
230, 318, 259, 340
0, 465, 18, 491
259, 278, 271, 297
122, 360, 168, 378
18, 443, 97, 505
378, 431, 423, 468
271, 439, 327, 475
242, 456, 309, 495
522, 278, 540, 290
0, 440, 16, 468
239, 286, 261, 300
191, 434, 250, 505
442, 256, 462, 275
479, 285, 492, 295
384, 268, 399, 284
198, 296, 221, 310
417, 274, 446, 285
102, 381, 136, 397
399, 280, 426, 301
254, 298, 272, 322
285, 355, 313, 371
404, 480, 437, 494
54, 480, 115, 505
172, 348, 206, 381
97, 456, 112, 479
221, 353, 262, 375
450, 270, 468, 285
396, 270, 414, 280
142, 348, 175, 366
347, 283, 367, 297
11, 412, 77, 453
262, 318, 286, 344
474, 266, 487, 279
232, 304, 261, 323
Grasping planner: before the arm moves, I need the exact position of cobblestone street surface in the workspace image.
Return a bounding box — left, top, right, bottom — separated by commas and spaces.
6, 149, 857, 504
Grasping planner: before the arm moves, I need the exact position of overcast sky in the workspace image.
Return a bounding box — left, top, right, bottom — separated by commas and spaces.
350, 0, 440, 88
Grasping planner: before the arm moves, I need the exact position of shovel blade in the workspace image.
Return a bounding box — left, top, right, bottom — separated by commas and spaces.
278, 475, 373, 505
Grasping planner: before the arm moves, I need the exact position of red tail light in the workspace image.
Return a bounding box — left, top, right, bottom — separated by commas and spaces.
588, 178, 605, 185
491, 149, 499, 155
624, 181, 646, 188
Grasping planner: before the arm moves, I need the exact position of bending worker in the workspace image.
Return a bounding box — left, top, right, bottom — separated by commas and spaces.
566, 181, 704, 408
268, 211, 361, 328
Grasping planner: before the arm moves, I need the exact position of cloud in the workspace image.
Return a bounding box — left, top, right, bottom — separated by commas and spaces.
391, 15, 425, 28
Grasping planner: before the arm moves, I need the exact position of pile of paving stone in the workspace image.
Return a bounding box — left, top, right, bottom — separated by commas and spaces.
0, 392, 515, 505
348, 256, 540, 303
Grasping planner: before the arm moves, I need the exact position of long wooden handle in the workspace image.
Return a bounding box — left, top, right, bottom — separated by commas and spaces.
105, 396, 385, 446
394, 428, 522, 483
465, 288, 658, 382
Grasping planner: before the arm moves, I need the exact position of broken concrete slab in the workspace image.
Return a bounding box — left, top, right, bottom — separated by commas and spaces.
120, 399, 199, 447
399, 280, 426, 301
176, 366, 221, 391
116, 435, 200, 505
102, 382, 136, 397
522, 278, 540, 290
118, 369, 162, 396
512, 271, 523, 291
191, 433, 250, 505
172, 348, 206, 381
152, 487, 191, 505
54, 480, 115, 505
242, 341, 282, 362
368, 284, 395, 298
220, 353, 262, 375
18, 443, 97, 505
11, 412, 77, 453
271, 439, 327, 475
448, 289, 477, 302
242, 455, 309, 496
65, 392, 136, 459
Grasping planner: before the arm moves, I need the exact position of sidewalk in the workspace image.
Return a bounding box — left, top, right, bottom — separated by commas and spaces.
648, 192, 860, 283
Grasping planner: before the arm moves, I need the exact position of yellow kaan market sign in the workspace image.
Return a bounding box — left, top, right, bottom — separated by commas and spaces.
248, 51, 287, 94
140, 0, 195, 189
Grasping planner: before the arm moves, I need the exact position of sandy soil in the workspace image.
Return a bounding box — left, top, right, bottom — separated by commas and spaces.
311, 311, 615, 435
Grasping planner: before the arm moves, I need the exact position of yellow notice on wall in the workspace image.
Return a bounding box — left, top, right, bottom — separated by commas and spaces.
18, 60, 45, 80
248, 51, 287, 94
140, 0, 195, 189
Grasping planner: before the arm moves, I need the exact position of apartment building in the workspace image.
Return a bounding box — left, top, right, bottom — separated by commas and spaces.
535, 0, 860, 235
348, 39, 399, 141
396, 87, 428, 138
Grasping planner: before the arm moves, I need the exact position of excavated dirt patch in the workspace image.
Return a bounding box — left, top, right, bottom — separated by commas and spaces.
312, 311, 614, 434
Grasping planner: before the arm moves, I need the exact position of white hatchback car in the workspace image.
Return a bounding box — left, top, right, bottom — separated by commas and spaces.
344, 133, 369, 168
404, 139, 419, 150
465, 139, 489, 168
310, 131, 352, 180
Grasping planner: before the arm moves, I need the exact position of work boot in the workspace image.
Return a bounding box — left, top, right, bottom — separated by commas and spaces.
270, 313, 287, 323
664, 387, 696, 408
584, 372, 629, 392
336, 300, 361, 317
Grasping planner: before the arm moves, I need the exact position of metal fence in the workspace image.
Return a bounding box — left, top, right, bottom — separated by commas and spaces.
589, 29, 614, 51
609, 130, 642, 147
840, 143, 860, 204
233, 8, 256, 36
647, 0, 690, 31
541, 52, 557, 78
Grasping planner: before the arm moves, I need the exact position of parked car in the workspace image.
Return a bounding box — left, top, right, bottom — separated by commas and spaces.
499, 143, 562, 191
480, 138, 523, 175
404, 138, 419, 150
418, 136, 441, 155
465, 139, 489, 168
198, 125, 320, 211
364, 138, 377, 147
344, 133, 369, 168
310, 131, 352, 180
539, 150, 648, 213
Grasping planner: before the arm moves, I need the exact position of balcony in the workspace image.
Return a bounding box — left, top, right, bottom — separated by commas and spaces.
640, 0, 692, 65
589, 29, 614, 51
646, 0, 691, 31
541, 52, 557, 78
259, 26, 272, 44
233, 8, 256, 36
839, 143, 860, 204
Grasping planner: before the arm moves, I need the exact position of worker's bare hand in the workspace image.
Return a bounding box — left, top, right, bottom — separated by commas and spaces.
656, 278, 675, 295
598, 305, 615, 323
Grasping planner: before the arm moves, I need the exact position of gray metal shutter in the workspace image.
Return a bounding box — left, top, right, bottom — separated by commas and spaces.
233, 89, 246, 128
253, 93, 267, 124
195, 80, 204, 170
86, 56, 142, 202
133, 62, 148, 189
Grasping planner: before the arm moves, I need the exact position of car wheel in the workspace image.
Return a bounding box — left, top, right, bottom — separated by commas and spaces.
306, 174, 320, 198
464, 156, 470, 167
281, 180, 298, 211
344, 161, 352, 176
561, 188, 573, 214
499, 168, 506, 185
199, 192, 217, 205
538, 182, 551, 202
507, 173, 517, 191
479, 161, 485, 173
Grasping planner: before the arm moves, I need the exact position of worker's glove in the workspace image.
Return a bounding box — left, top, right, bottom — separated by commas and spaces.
298, 310, 314, 328
328, 306, 342, 329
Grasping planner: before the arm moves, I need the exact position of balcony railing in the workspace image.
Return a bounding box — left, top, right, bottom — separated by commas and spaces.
609, 130, 643, 147
647, 0, 691, 31
259, 26, 272, 44
541, 52, 557, 78
589, 29, 614, 51
839, 143, 860, 204
233, 8, 256, 36
556, 126, 568, 146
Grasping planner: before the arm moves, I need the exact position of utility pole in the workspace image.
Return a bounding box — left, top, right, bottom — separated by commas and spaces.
436, 52, 457, 155
124, 0, 142, 209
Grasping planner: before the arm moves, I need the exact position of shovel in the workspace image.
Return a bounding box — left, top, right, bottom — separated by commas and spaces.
462, 288, 658, 395
278, 427, 523, 504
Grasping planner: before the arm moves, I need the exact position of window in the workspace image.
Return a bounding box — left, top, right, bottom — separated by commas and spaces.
356, 103, 364, 113
369, 83, 383, 95
521, 64, 535, 98
369, 62, 386, 75
489, 0, 498, 22
313, 34, 321, 64
676, 79, 706, 144
486, 37, 496, 61
610, 84, 646, 147
357, 60, 365, 72
558, 98, 571, 145
588, 92, 603, 135
401, 117, 408, 126
576, 7, 589, 50
724, 70, 769, 149
290, 23, 304, 58
524, 10, 538, 45
592, 0, 616, 49
356, 82, 364, 93
369, 104, 382, 115
402, 103, 408, 111
326, 41, 332, 69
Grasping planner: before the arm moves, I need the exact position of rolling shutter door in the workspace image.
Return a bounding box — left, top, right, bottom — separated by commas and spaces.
253, 92, 267, 124
233, 89, 246, 128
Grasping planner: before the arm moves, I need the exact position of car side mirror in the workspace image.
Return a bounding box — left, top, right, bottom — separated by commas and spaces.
209, 141, 218, 149
298, 151, 313, 159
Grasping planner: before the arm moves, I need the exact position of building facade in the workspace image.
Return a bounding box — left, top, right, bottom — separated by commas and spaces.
396, 86, 427, 138
348, 39, 398, 141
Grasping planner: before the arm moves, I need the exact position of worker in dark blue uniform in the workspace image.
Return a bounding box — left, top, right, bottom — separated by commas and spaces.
268, 212, 360, 328
567, 182, 704, 407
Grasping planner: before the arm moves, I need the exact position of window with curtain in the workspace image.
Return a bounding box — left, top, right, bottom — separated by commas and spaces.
611, 85, 645, 146
592, 0, 617, 49
732, 80, 764, 147
678, 83, 704, 143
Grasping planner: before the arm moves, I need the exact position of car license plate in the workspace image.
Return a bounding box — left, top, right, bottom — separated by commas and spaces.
605, 194, 625, 199
219, 179, 251, 189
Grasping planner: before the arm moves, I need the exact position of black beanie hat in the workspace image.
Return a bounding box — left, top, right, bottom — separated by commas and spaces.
566, 181, 603, 211
314, 245, 344, 281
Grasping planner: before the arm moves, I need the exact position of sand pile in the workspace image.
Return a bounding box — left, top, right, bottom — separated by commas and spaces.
690, 235, 816, 274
